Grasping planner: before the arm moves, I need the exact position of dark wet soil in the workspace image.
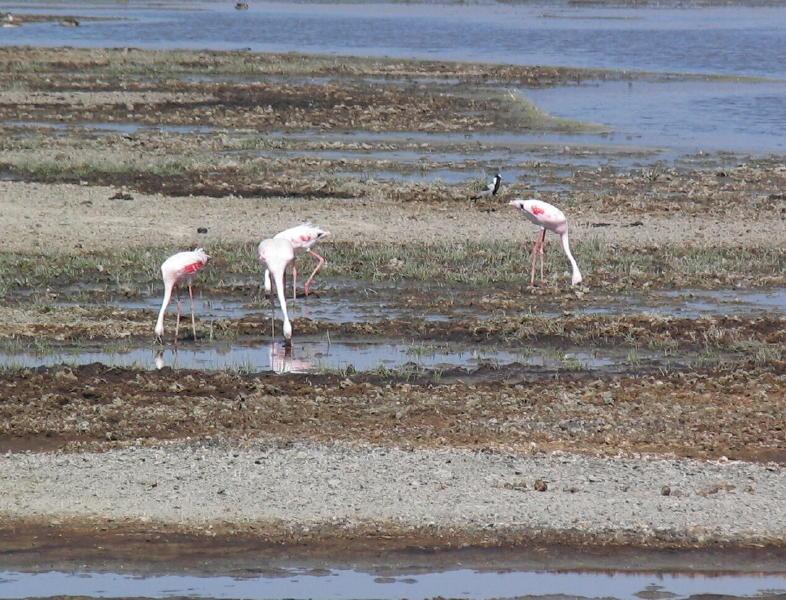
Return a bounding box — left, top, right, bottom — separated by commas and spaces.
0, 361, 783, 463
2, 513, 786, 577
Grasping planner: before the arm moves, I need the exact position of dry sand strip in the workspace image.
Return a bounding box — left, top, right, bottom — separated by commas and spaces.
0, 440, 784, 549
1, 181, 784, 254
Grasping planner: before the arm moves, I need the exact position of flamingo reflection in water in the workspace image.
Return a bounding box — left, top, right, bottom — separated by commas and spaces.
267, 340, 321, 374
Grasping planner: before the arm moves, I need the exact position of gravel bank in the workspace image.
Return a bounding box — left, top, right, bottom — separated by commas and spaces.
1, 440, 783, 548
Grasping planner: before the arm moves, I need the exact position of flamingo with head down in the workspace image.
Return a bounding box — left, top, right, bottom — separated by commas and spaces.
509, 198, 582, 287
259, 237, 295, 342
264, 223, 330, 300
155, 248, 211, 343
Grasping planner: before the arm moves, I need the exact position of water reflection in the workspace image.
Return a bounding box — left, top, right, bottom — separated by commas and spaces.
156, 343, 304, 373
268, 340, 321, 374
1, 567, 785, 600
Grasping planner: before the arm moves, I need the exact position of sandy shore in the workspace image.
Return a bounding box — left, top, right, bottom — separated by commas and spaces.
2, 181, 784, 254
1, 439, 783, 550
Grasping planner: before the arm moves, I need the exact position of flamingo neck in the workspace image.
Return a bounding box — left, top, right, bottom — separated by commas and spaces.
560, 232, 583, 286
155, 281, 173, 335
273, 268, 292, 339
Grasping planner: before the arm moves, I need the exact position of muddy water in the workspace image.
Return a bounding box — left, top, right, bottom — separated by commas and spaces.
58, 293, 469, 323
1, 567, 785, 600
0, 338, 634, 374
660, 288, 786, 313
576, 287, 786, 318
57, 286, 785, 322
2, 120, 219, 135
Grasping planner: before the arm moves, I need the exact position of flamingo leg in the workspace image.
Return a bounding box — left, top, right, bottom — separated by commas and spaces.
304, 250, 326, 296
292, 263, 297, 304
269, 273, 276, 338
529, 237, 539, 287
539, 229, 546, 284
188, 282, 196, 341
174, 289, 181, 346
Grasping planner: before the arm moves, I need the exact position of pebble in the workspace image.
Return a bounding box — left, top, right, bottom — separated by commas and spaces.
1, 441, 781, 544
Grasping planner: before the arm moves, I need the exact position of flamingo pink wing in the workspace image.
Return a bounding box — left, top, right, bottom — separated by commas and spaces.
182, 261, 204, 275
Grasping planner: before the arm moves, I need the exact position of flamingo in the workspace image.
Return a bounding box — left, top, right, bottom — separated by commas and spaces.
509, 198, 582, 287
471, 173, 502, 200
259, 237, 295, 341
264, 223, 330, 300
154, 248, 211, 343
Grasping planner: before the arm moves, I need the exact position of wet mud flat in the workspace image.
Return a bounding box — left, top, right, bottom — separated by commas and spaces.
2, 273, 784, 558
0, 45, 784, 210
0, 44, 783, 564
1, 354, 784, 461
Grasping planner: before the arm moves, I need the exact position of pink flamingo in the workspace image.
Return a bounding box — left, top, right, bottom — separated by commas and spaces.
264, 223, 330, 300
509, 198, 582, 287
154, 248, 211, 343
259, 237, 295, 341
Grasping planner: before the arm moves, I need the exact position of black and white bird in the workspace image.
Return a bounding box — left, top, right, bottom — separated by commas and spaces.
471, 173, 502, 200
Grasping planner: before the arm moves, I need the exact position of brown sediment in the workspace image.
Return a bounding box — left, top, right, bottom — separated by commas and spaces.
1, 301, 783, 349
0, 363, 783, 462
0, 46, 635, 87
3, 516, 786, 569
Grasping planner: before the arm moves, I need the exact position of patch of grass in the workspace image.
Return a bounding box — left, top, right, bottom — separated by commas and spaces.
0, 155, 195, 184
558, 354, 585, 371
494, 89, 607, 134
0, 46, 623, 86
0, 241, 784, 298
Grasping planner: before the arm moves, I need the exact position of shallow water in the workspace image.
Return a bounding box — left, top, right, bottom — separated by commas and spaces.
1, 1, 784, 157
0, 338, 625, 374
1, 567, 785, 600
3, 2, 786, 77
660, 288, 786, 313
2, 120, 219, 135
55, 286, 786, 325
59, 293, 467, 323
572, 287, 786, 318
525, 79, 786, 154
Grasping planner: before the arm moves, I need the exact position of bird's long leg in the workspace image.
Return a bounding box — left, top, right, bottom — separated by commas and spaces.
529, 236, 540, 287
539, 229, 546, 284
304, 250, 326, 296
174, 288, 181, 346
188, 282, 196, 341
292, 263, 297, 304
269, 272, 275, 339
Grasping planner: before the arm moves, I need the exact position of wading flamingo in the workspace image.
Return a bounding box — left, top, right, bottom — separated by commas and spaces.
509, 198, 582, 287
264, 223, 330, 300
259, 237, 295, 342
471, 173, 502, 200
155, 248, 211, 343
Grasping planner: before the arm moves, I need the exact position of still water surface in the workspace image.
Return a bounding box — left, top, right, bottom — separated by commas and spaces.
1, 567, 786, 599
2, 1, 786, 154
2, 1, 786, 77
